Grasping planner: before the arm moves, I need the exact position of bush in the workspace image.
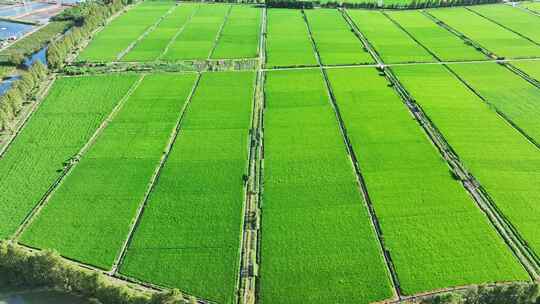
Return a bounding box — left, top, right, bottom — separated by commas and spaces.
0, 241, 186, 304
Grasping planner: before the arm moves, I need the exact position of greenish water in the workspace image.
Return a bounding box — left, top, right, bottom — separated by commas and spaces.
0, 290, 89, 304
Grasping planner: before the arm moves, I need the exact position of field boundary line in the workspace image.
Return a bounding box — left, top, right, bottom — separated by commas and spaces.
116, 4, 177, 61
514, 4, 540, 17
0, 76, 56, 158
237, 7, 266, 304
156, 4, 200, 61
465, 6, 540, 47
11, 74, 146, 241
303, 8, 403, 300
207, 4, 234, 59
109, 73, 202, 276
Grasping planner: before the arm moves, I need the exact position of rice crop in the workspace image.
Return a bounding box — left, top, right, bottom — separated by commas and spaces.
120, 71, 255, 304
449, 62, 540, 144
211, 5, 261, 59
428, 7, 540, 59
260, 68, 394, 304
327, 67, 527, 295
386, 10, 485, 61
162, 4, 231, 61
20, 74, 197, 269
0, 75, 137, 238
122, 3, 199, 62
347, 9, 435, 63
78, 2, 173, 62
304, 9, 374, 65
393, 63, 540, 267
468, 4, 540, 44
265, 9, 318, 68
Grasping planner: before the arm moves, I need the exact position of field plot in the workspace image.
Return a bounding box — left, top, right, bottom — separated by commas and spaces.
468, 5, 540, 44
265, 9, 317, 68
327, 67, 527, 295
122, 3, 199, 62
260, 69, 394, 304
522, 1, 540, 13
346, 10, 434, 63
211, 5, 261, 59
20, 74, 197, 269
120, 71, 255, 304
512, 60, 540, 81
386, 10, 485, 62
78, 2, 173, 62
304, 9, 373, 65
0, 75, 136, 238
448, 62, 540, 144
427, 7, 540, 59
393, 64, 540, 267
162, 4, 230, 61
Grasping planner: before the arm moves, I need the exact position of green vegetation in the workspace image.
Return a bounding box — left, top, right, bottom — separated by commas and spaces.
48, 0, 131, 69
265, 9, 317, 67
122, 3, 198, 62
449, 62, 540, 144
0, 62, 47, 131
468, 5, 540, 44
0, 21, 71, 65
347, 10, 435, 63
393, 64, 540, 267
162, 4, 230, 61
0, 75, 136, 238
120, 71, 255, 304
260, 69, 394, 304
521, 1, 540, 13
512, 60, 540, 82
304, 9, 373, 65
78, 2, 173, 62
211, 6, 261, 59
0, 241, 186, 304
20, 74, 197, 269
428, 7, 540, 59
327, 67, 528, 295
387, 10, 486, 61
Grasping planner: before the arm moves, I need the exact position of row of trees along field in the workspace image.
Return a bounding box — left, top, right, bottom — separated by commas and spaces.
0, 241, 196, 304
47, 0, 132, 69
266, 0, 503, 9
0, 62, 47, 132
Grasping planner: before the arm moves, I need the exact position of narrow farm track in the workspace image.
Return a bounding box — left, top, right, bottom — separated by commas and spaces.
0, 77, 56, 158
11, 75, 146, 241
342, 6, 540, 282
116, 4, 177, 61
207, 5, 233, 59
156, 4, 200, 61
110, 74, 202, 276
237, 7, 266, 304
303, 9, 402, 300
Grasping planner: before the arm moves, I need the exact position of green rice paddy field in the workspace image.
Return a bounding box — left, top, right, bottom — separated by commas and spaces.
2, 1, 540, 303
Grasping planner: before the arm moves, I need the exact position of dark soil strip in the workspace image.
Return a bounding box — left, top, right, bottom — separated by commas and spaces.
303, 8, 403, 301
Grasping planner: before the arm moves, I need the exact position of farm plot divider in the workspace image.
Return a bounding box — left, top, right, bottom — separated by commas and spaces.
303, 7, 401, 298
342, 4, 539, 282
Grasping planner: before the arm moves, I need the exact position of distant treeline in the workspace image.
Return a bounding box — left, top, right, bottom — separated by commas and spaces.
265, 0, 501, 9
